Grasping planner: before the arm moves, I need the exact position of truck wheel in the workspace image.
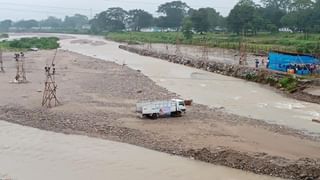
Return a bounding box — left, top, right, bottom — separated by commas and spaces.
171, 111, 181, 117
151, 113, 158, 119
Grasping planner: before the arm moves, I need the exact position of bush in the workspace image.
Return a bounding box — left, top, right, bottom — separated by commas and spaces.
279, 76, 298, 92
266, 76, 278, 86
106, 32, 320, 54
245, 72, 257, 81
0, 33, 9, 38
4, 37, 59, 50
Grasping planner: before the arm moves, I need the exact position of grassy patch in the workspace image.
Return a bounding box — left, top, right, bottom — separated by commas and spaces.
279, 76, 298, 92
0, 37, 60, 50
106, 32, 320, 54
245, 72, 258, 81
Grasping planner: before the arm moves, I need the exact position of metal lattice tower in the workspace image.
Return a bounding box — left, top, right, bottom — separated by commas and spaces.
146, 41, 152, 50
239, 39, 247, 65
42, 50, 60, 108
201, 37, 209, 61
165, 44, 169, 54
0, 48, 4, 73
14, 52, 27, 83
175, 35, 182, 56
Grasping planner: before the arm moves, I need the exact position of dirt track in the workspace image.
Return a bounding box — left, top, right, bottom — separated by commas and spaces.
0, 50, 320, 179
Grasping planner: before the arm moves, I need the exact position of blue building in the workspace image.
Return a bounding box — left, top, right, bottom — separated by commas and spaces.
268, 51, 320, 75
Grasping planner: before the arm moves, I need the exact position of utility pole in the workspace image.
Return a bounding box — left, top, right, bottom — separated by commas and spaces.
175, 34, 182, 56
239, 30, 247, 65
14, 52, 27, 83
42, 50, 60, 108
146, 40, 152, 50
201, 37, 209, 62
165, 44, 169, 54
0, 48, 4, 73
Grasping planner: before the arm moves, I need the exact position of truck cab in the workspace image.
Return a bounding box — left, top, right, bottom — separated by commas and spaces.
172, 99, 186, 112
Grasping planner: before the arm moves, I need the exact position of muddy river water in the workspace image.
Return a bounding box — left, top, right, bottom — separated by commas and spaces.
0, 34, 284, 179
0, 121, 279, 180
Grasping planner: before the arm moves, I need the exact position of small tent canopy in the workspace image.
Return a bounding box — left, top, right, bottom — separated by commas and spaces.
268, 51, 320, 75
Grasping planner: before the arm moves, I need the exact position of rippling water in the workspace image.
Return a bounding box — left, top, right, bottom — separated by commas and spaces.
0, 121, 280, 180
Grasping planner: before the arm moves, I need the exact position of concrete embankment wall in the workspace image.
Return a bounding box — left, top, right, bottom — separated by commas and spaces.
119, 45, 320, 104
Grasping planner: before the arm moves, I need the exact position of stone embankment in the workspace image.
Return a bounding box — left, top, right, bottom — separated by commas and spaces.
119, 45, 320, 104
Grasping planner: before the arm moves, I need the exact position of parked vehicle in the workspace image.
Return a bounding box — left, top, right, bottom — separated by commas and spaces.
136, 99, 186, 119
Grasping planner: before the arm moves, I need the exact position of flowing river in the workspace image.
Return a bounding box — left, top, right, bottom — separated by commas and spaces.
0, 121, 279, 180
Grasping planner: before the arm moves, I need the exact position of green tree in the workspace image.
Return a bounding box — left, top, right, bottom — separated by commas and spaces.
157, 1, 189, 29
90, 11, 108, 33
227, 0, 260, 35
127, 9, 153, 31
281, 0, 314, 33
0, 20, 12, 32
181, 18, 193, 40
190, 8, 210, 33
309, 0, 320, 32
260, 6, 286, 29
280, 12, 297, 31
63, 14, 89, 29
40, 16, 63, 28
190, 8, 221, 33
289, 0, 314, 10
261, 0, 292, 11
14, 20, 39, 29
251, 11, 266, 34
90, 7, 127, 33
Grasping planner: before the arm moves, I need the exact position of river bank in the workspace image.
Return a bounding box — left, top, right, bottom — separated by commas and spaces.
119, 44, 320, 105
0, 50, 319, 179
105, 32, 320, 55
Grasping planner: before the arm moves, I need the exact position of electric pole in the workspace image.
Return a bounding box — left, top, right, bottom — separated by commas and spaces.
175, 34, 182, 56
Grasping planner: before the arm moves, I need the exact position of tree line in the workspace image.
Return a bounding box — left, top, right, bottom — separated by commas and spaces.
0, 0, 319, 36
227, 0, 320, 35
0, 14, 89, 32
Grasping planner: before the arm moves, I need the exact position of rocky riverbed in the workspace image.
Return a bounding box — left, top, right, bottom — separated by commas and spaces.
0, 50, 320, 179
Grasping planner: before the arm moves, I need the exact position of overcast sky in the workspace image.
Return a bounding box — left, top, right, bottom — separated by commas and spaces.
0, 0, 259, 21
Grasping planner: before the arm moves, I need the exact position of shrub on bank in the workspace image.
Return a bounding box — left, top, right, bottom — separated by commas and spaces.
0, 37, 59, 50
8, 37, 59, 49
279, 76, 298, 92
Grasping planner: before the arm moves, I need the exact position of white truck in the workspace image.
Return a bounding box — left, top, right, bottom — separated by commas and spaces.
136, 99, 186, 119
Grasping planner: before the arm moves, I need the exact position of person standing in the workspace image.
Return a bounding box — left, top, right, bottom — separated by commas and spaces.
266, 57, 270, 69
255, 58, 259, 68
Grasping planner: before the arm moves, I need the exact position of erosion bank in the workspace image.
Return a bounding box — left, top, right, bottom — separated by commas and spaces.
0, 50, 319, 179
119, 45, 320, 105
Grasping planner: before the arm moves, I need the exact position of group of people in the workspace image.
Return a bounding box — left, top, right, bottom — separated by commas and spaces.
285, 63, 319, 75
253, 58, 319, 75
255, 58, 269, 68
